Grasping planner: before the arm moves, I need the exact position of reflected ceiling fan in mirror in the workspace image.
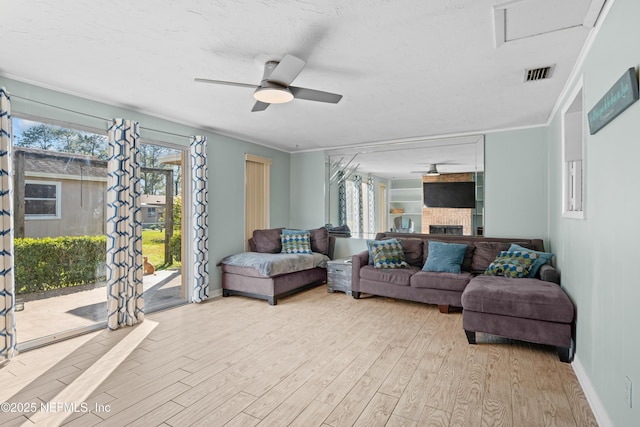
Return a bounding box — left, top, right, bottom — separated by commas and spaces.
194, 54, 343, 112
411, 162, 462, 176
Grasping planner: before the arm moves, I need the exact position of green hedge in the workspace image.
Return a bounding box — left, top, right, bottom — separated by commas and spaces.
15, 235, 107, 295
170, 230, 181, 262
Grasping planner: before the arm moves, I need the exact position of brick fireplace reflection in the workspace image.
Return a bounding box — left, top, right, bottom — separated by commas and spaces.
422, 173, 473, 235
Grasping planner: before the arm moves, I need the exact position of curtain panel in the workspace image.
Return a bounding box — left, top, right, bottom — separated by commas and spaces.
106, 119, 144, 330
367, 177, 375, 233
353, 175, 363, 234
0, 88, 16, 362
190, 136, 209, 303
338, 172, 347, 226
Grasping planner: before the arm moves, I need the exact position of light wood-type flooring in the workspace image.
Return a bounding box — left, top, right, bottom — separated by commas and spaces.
1, 285, 597, 426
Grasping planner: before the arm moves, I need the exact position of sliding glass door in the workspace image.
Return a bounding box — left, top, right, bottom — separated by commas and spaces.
12, 117, 186, 348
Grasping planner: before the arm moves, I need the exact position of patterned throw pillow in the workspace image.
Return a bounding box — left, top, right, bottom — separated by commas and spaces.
371, 241, 410, 269
508, 244, 553, 278
484, 250, 539, 278
366, 238, 400, 264
281, 231, 313, 254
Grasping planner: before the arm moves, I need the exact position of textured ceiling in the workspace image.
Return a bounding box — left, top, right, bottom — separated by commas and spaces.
0, 0, 600, 156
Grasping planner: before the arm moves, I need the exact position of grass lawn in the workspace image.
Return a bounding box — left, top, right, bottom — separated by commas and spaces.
142, 229, 181, 270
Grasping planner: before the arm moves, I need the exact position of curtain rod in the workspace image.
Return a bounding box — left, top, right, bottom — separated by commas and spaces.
10, 94, 194, 140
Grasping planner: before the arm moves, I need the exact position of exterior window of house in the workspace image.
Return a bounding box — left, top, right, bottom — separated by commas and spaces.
562, 78, 585, 219
25, 180, 61, 219
147, 207, 157, 218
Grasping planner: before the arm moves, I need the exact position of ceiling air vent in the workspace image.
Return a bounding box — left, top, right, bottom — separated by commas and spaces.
525, 66, 554, 82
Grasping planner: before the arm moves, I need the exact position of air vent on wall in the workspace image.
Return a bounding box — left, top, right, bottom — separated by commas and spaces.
525, 65, 554, 82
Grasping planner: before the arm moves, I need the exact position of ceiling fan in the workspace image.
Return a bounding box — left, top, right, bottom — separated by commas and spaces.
194, 54, 343, 112
411, 162, 464, 176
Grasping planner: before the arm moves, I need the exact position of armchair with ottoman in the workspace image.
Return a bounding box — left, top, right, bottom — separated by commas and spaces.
351, 232, 575, 361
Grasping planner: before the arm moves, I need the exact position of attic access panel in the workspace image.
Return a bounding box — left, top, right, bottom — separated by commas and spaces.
494, 0, 605, 47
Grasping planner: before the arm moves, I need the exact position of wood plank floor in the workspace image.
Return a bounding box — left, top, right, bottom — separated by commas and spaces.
0, 286, 597, 426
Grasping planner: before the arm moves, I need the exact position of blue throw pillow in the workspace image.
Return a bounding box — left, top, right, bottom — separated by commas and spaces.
422, 241, 468, 274
508, 244, 553, 278
366, 238, 399, 265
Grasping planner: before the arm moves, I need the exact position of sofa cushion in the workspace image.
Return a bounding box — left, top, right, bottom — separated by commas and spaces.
484, 250, 538, 279
360, 265, 419, 286
410, 270, 473, 292
372, 241, 410, 269
509, 243, 553, 278
462, 275, 574, 323
309, 226, 330, 255
281, 230, 313, 254
395, 237, 423, 267
253, 228, 284, 253
422, 241, 468, 274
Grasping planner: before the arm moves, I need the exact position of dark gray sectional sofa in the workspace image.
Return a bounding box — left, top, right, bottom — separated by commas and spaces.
351, 231, 575, 361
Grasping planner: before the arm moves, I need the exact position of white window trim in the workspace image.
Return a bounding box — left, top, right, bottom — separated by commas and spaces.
561, 76, 586, 220
25, 180, 62, 220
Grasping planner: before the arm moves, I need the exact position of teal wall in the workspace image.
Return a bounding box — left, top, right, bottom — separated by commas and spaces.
0, 77, 291, 293
484, 127, 549, 240
289, 151, 325, 229
547, 1, 639, 424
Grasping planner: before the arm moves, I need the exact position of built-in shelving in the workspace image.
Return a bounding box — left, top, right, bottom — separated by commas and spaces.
389, 178, 423, 232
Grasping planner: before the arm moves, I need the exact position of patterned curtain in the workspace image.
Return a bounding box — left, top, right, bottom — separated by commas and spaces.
338, 172, 347, 226
0, 88, 16, 362
367, 177, 375, 233
353, 175, 363, 234
190, 136, 209, 303
106, 119, 143, 330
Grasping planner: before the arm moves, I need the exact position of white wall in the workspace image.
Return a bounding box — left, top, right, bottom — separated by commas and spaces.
1, 76, 291, 293
546, 1, 640, 425
484, 127, 549, 241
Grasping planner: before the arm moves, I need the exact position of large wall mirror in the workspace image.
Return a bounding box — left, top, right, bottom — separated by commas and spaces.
325, 135, 484, 239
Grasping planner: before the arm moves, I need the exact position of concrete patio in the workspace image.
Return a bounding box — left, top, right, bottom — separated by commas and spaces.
15, 269, 184, 344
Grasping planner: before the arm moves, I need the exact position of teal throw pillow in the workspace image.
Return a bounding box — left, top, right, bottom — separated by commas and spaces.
371, 241, 409, 269
422, 241, 468, 274
484, 250, 538, 278
508, 244, 553, 278
281, 231, 312, 254
366, 238, 399, 265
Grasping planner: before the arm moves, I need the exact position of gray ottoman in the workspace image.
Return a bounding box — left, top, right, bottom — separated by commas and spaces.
461, 275, 575, 362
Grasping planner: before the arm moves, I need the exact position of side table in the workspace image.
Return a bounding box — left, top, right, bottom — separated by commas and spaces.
327, 258, 352, 296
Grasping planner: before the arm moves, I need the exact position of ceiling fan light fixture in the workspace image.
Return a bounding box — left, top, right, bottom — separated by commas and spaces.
425, 164, 440, 176
253, 86, 294, 104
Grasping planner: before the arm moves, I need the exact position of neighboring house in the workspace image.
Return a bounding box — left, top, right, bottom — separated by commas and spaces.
14, 147, 107, 239
13, 147, 173, 239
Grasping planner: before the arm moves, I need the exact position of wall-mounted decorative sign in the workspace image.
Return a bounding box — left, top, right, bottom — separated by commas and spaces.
588, 67, 639, 135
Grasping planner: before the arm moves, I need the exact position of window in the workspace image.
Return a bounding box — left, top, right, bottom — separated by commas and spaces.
562, 78, 585, 219
25, 180, 61, 219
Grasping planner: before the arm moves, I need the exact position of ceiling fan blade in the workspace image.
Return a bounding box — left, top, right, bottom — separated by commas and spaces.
194, 78, 258, 89
251, 101, 270, 112
267, 54, 306, 86
289, 86, 343, 103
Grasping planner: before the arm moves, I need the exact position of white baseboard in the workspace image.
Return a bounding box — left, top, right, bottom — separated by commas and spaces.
572, 354, 614, 427
208, 288, 223, 299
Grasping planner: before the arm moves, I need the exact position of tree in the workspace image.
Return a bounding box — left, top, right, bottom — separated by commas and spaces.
16, 124, 59, 150
15, 122, 109, 160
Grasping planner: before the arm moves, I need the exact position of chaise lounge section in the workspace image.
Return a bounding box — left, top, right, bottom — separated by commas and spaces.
221, 227, 335, 305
